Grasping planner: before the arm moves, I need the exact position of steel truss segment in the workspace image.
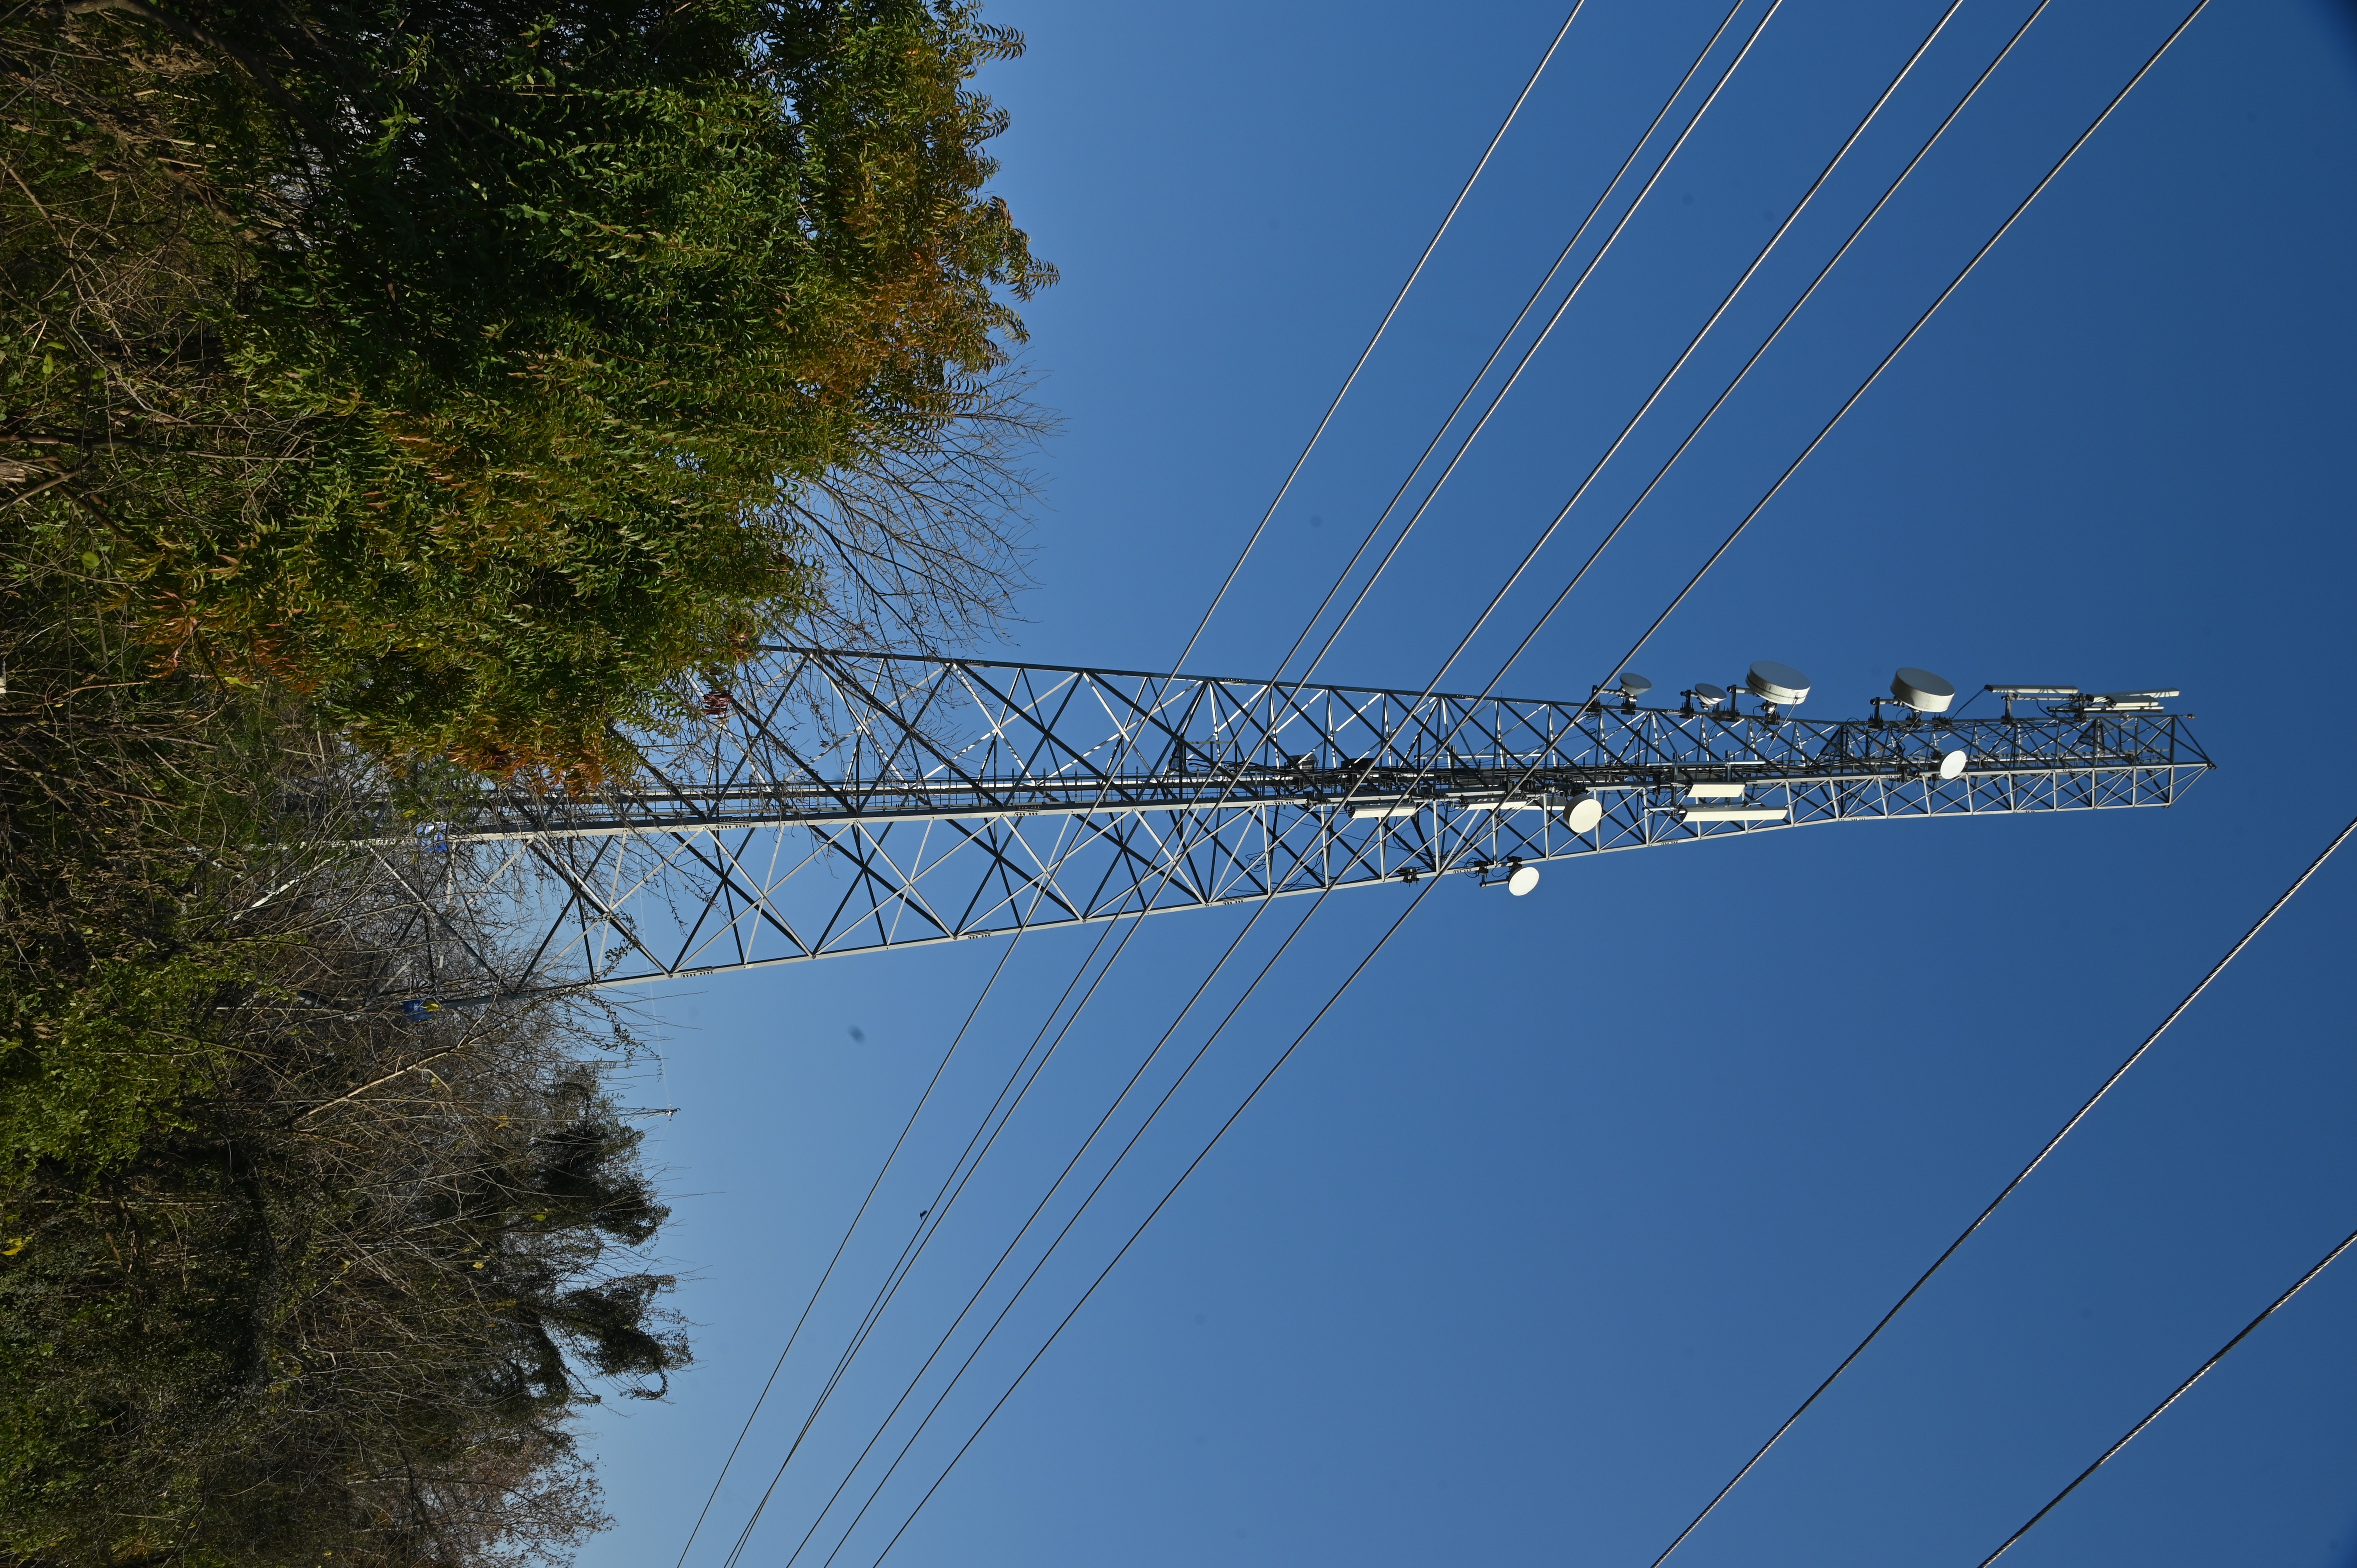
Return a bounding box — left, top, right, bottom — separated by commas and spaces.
394, 652, 2211, 988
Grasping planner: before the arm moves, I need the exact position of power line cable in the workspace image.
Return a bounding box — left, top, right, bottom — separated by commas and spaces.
712, 12, 1795, 1555
1287, 0, 1786, 689
1972, 1217, 2357, 1566
1451, 0, 2056, 740
716, 886, 1315, 1568
786, 898, 1336, 1568
706, 10, 1757, 1549
703, 920, 1119, 1568
720, 0, 2159, 1548
668, 929, 1030, 1568
857, 0, 1930, 1291
761, 1, 2062, 1545
773, 10, 1976, 1524
807, 0, 1764, 1347
1584, 0, 2206, 717
1596, 1, 2210, 709
858, 876, 1445, 1568
1302, 0, 1958, 699
1272, 0, 1756, 685
817, 43, 2039, 1556
1171, 0, 1593, 675
679, 10, 1602, 1558
738, 8, 1766, 1481
1623, 7, 2223, 1540
1650, 774, 2345, 1568
820, 11, 2223, 1556
845, 0, 1968, 1344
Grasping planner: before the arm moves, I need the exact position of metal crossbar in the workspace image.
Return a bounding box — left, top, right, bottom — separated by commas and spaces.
376, 650, 2212, 993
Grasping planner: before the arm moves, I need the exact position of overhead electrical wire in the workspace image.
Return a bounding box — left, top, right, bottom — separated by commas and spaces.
1270, 0, 2062, 910
677, 775, 1165, 1566
675, 6, 1601, 1559
785, 6, 1992, 1496
1296, 0, 1958, 697
707, 892, 1322, 1568
1170, 0, 1596, 676
1974, 1215, 2357, 1566
704, 19, 1771, 1521
702, 12, 1791, 1561
725, 0, 2058, 1551
803, 11, 2223, 1559
666, 951, 1006, 1568
1596, 0, 2210, 708
1648, 769, 2345, 1568
1439, 0, 2057, 747
777, 3, 1767, 1372
856, 879, 1445, 1568
678, 777, 1182, 1566
778, 908, 1338, 1568
707, 0, 2196, 1556
1272, 0, 1760, 685
711, 781, 1363, 1568
767, 0, 1961, 1530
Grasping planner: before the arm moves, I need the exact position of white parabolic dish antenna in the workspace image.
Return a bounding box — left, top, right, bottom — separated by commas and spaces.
1618, 672, 1653, 700
1747, 660, 1811, 706
1692, 683, 1728, 709
1563, 794, 1604, 833
1939, 748, 1968, 780
1507, 865, 1541, 897
1892, 666, 1957, 712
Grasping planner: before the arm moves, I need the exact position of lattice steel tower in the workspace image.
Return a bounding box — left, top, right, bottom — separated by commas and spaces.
375, 650, 2210, 1001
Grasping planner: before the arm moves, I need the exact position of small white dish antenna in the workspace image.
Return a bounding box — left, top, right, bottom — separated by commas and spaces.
1563, 793, 1603, 833
1507, 864, 1541, 897
1691, 683, 1728, 710
1891, 667, 1956, 713
1938, 748, 1968, 780
1617, 673, 1653, 701
1747, 660, 1811, 707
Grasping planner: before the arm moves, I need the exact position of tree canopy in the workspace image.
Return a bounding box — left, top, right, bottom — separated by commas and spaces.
0, 1, 1051, 1559
0, 516, 697, 1564
4, 0, 1052, 778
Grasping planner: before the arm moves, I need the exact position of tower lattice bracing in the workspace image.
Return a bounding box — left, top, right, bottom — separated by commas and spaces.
375, 649, 2212, 998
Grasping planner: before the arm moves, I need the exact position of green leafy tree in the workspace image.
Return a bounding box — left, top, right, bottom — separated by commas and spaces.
0, 524, 700, 1562
2, 0, 1052, 779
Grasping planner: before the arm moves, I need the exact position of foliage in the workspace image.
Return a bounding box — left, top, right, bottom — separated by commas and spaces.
0, 1, 1057, 1554
0, 527, 691, 1565
1, 0, 1052, 779
0, 1014, 685, 1568
0, 524, 302, 1186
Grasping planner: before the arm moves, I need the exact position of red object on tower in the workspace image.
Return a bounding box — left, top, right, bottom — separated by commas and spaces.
701, 689, 733, 719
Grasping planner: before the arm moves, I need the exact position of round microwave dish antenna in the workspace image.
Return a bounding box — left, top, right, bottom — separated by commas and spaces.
1691, 683, 1728, 709
1747, 661, 1811, 706
1938, 747, 1968, 780
1617, 673, 1653, 700
1563, 794, 1604, 834
1892, 667, 1956, 712
1507, 865, 1541, 897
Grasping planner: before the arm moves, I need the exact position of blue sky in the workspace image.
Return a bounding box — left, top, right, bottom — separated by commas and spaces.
577, 3, 2357, 1564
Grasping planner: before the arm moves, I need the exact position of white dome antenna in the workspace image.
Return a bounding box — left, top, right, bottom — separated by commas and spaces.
1891, 667, 1956, 713
1747, 661, 1811, 709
